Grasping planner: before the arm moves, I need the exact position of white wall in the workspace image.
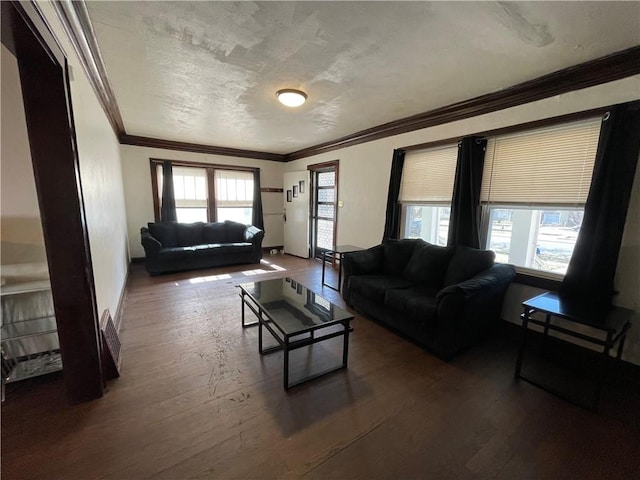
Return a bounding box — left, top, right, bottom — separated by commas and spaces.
285, 76, 640, 364
37, 2, 130, 322
120, 145, 285, 257
0, 45, 46, 267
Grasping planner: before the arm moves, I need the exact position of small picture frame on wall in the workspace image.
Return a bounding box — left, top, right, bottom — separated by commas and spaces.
286, 190, 292, 202
293, 185, 298, 197
299, 180, 305, 193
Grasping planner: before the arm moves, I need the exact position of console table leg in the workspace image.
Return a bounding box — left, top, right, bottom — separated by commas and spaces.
322, 252, 327, 287
515, 307, 530, 378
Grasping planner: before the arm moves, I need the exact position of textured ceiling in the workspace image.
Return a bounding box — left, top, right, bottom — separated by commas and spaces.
85, 1, 640, 154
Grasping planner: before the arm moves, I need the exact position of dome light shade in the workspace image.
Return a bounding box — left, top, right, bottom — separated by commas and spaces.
276, 89, 307, 107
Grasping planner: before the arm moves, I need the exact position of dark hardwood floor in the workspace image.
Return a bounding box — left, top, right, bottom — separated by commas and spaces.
2, 254, 640, 479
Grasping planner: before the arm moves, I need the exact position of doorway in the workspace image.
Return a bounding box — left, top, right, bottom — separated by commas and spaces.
2, 2, 104, 403
309, 161, 339, 260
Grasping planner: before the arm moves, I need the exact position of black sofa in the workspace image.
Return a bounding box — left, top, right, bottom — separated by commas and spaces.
342, 239, 515, 359
140, 221, 264, 275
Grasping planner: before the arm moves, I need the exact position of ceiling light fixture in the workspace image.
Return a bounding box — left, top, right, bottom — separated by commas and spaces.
276, 89, 307, 107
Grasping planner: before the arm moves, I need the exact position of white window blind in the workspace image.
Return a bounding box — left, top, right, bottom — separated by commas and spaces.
172, 166, 207, 208
481, 117, 602, 205
399, 145, 458, 203
215, 170, 254, 207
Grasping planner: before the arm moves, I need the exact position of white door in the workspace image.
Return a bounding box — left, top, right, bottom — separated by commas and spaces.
283, 170, 310, 258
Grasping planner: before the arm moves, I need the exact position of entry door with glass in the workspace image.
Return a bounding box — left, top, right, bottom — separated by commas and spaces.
310, 164, 338, 260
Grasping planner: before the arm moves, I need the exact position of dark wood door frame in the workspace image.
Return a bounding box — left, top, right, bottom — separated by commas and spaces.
308, 160, 339, 261
2, 2, 104, 403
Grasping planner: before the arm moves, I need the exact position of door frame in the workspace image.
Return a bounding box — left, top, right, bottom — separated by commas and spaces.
2, 1, 104, 403
308, 160, 339, 261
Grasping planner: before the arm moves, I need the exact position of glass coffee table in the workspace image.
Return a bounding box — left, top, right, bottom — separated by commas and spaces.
239, 278, 354, 390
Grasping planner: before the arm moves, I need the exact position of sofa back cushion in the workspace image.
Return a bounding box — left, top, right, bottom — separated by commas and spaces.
443, 246, 495, 286
383, 239, 421, 277
176, 222, 204, 246
225, 221, 246, 242
403, 242, 455, 289
148, 222, 178, 247
203, 222, 227, 244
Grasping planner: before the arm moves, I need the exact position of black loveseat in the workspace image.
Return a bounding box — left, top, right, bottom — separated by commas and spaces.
140, 221, 264, 275
342, 239, 515, 359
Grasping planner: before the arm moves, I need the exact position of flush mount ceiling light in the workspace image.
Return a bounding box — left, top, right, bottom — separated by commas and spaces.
276, 89, 307, 107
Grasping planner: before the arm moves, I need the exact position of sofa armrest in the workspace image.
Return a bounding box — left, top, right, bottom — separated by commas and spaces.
244, 225, 265, 261
434, 263, 515, 358
140, 227, 162, 257
436, 263, 516, 302
342, 245, 385, 303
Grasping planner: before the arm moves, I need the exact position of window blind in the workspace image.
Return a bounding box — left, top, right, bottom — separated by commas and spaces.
399, 144, 458, 203
215, 170, 254, 207
172, 166, 207, 208
480, 117, 602, 205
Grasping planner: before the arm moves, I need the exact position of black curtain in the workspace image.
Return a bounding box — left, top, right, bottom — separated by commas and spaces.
562, 101, 640, 307
252, 168, 264, 229
160, 160, 177, 222
382, 149, 405, 241
447, 136, 487, 248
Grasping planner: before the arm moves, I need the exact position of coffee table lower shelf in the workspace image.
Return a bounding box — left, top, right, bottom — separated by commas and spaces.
239, 279, 354, 391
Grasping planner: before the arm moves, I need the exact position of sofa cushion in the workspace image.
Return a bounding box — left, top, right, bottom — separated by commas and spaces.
443, 246, 495, 287
176, 222, 204, 246
203, 223, 227, 244
403, 242, 454, 289
349, 274, 413, 302
157, 246, 196, 259
384, 286, 440, 324
148, 222, 178, 248
383, 239, 420, 277
225, 221, 246, 242
193, 243, 253, 257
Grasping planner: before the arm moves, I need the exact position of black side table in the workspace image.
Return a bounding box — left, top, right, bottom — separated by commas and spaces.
321, 245, 364, 292
516, 291, 632, 411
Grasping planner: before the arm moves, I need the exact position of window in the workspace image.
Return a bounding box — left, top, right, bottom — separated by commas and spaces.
152, 160, 257, 225
214, 169, 253, 225
172, 166, 208, 223
481, 117, 602, 276
399, 145, 458, 246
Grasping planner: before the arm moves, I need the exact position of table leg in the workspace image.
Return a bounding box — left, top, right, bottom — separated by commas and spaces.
284, 342, 290, 391
322, 251, 327, 287
342, 321, 350, 368
515, 307, 530, 378
594, 330, 614, 411
258, 314, 263, 354
337, 253, 343, 292
241, 291, 246, 327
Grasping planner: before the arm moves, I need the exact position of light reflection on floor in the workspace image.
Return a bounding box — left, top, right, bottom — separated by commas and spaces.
186, 259, 287, 284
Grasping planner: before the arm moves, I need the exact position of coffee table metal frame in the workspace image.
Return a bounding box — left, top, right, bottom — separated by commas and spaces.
239, 282, 353, 390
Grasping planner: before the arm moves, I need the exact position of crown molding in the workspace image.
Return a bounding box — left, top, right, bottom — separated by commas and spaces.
120, 135, 288, 162
286, 46, 640, 161
51, 0, 126, 138
47, 2, 640, 164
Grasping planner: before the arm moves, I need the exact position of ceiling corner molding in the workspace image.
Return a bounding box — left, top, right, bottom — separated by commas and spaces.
51, 0, 126, 138
286, 46, 640, 161
120, 134, 288, 162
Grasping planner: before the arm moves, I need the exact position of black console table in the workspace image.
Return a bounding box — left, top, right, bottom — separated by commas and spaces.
516, 291, 632, 411
321, 245, 364, 291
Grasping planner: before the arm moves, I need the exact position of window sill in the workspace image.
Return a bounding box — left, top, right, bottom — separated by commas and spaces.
513, 268, 563, 290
